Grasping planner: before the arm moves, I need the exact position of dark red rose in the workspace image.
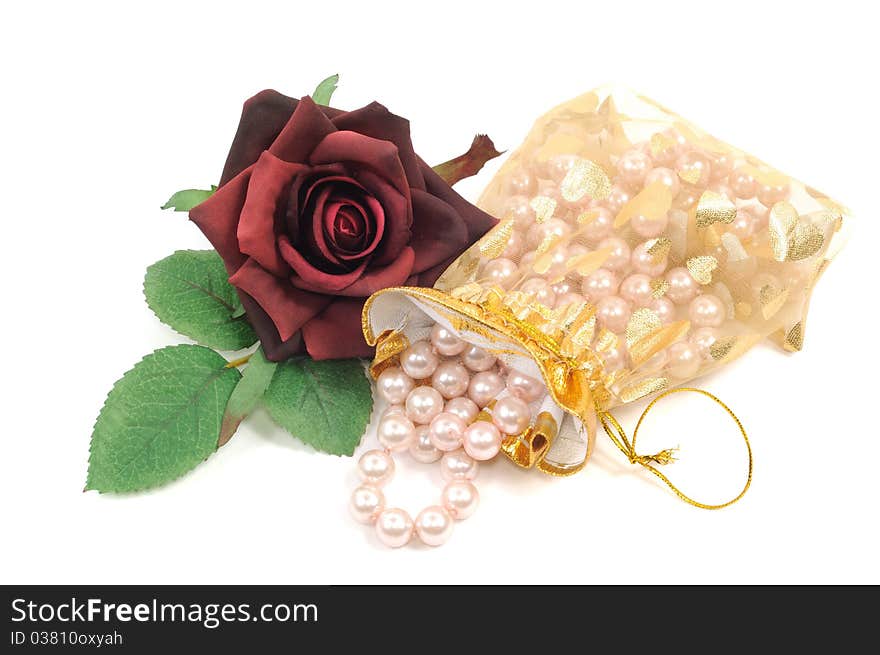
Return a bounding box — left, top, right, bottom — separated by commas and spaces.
190, 91, 497, 361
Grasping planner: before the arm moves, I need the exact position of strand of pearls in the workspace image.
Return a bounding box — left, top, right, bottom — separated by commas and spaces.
351, 324, 543, 548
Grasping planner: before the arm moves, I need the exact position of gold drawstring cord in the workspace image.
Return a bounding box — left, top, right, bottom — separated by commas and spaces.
599, 387, 752, 510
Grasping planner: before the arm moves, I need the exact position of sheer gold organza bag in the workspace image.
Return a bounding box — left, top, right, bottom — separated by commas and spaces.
363, 87, 847, 507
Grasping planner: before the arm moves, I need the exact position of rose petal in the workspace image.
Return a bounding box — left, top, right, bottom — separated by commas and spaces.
220, 90, 298, 186
302, 184, 343, 268
237, 151, 308, 276
302, 298, 376, 360
220, 91, 345, 185
331, 101, 425, 190
278, 235, 369, 293
290, 246, 414, 297
189, 166, 252, 273
408, 188, 470, 273
410, 254, 457, 288
324, 192, 385, 261
285, 163, 350, 239
420, 159, 498, 241
228, 258, 331, 342
269, 96, 338, 164
325, 200, 367, 252
310, 130, 410, 199
238, 293, 306, 362
300, 176, 378, 268
352, 168, 411, 267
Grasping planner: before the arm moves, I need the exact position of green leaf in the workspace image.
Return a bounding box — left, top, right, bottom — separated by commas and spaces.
219, 347, 278, 446
144, 250, 257, 350
160, 185, 217, 211
311, 74, 339, 106
86, 345, 242, 493
262, 357, 372, 456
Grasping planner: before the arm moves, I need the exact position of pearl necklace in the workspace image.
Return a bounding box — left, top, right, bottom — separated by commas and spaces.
350, 324, 542, 547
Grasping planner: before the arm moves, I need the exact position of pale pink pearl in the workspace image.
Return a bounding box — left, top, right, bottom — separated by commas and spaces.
710, 152, 735, 181
526, 218, 571, 250
675, 184, 701, 210
616, 149, 653, 188
600, 339, 629, 372
468, 371, 505, 407
537, 181, 562, 204
377, 414, 416, 451
581, 207, 614, 244
620, 273, 654, 306
582, 268, 619, 303
350, 485, 385, 524
689, 294, 726, 328
492, 396, 531, 435
550, 278, 574, 296
520, 251, 536, 271
504, 195, 536, 229
665, 267, 699, 304
667, 129, 690, 150
428, 412, 467, 451
376, 367, 414, 404
690, 327, 719, 359
507, 169, 537, 196
431, 361, 470, 399
400, 340, 439, 380
603, 185, 632, 215
442, 480, 479, 520
543, 246, 570, 280
500, 230, 524, 259
642, 349, 668, 374
651, 137, 679, 167
631, 241, 668, 277
409, 425, 442, 463
555, 291, 586, 309
709, 182, 737, 202
375, 508, 414, 548
729, 208, 755, 241
430, 324, 465, 357
521, 278, 557, 307
381, 404, 405, 418
667, 341, 701, 379
545, 154, 580, 183
597, 237, 631, 272
728, 169, 756, 199
445, 397, 479, 423
676, 151, 712, 187
358, 449, 395, 486
757, 181, 790, 207
463, 420, 503, 460
405, 386, 444, 425
484, 257, 518, 289
645, 167, 681, 198
596, 296, 632, 334
441, 449, 479, 481
462, 345, 496, 372
415, 506, 454, 546
649, 297, 676, 324
750, 203, 770, 232
506, 370, 544, 402
631, 212, 669, 239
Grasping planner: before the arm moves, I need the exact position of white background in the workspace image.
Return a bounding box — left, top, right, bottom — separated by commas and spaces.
2, 0, 878, 584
